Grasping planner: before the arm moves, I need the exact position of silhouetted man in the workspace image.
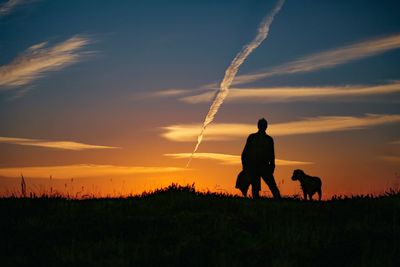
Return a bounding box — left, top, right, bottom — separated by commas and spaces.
241, 118, 281, 199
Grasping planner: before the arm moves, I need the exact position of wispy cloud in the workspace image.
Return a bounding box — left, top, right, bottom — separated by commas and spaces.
233, 34, 400, 85
188, 0, 285, 166
0, 136, 118, 150
142, 34, 400, 103
145, 34, 400, 99
165, 152, 312, 166
380, 156, 400, 164
0, 164, 186, 179
0, 36, 92, 89
0, 0, 28, 16
162, 114, 400, 142
152, 88, 192, 97
180, 81, 400, 103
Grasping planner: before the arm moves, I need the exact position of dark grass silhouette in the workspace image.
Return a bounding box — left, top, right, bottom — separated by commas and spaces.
1, 184, 399, 267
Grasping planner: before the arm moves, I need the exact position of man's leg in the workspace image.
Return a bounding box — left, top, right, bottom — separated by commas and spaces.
262, 174, 281, 199
249, 170, 261, 199
251, 185, 260, 199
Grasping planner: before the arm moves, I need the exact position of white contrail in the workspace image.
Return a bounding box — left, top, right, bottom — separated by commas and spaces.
187, 0, 285, 167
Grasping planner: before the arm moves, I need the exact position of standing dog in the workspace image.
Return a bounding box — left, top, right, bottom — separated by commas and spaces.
291, 169, 322, 201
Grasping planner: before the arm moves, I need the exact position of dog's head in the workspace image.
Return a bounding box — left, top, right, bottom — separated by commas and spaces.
291, 169, 305, 181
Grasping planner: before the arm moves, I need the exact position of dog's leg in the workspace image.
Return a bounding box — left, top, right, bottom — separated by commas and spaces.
317, 188, 322, 201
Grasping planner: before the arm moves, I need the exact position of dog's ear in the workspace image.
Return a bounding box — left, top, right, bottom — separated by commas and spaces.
292, 169, 305, 180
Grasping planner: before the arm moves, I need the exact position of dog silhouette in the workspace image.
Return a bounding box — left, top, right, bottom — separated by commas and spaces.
291, 169, 322, 201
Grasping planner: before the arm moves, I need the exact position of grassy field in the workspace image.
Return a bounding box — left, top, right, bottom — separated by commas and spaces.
1, 184, 399, 267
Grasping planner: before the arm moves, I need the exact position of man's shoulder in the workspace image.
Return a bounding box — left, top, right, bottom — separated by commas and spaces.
247, 133, 258, 140
248, 133, 258, 138
248, 132, 274, 142
251, 132, 273, 139
262, 133, 274, 143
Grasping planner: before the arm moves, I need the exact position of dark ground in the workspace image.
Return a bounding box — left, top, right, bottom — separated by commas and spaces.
1, 185, 399, 267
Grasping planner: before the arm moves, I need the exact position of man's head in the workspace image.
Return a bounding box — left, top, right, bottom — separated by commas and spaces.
257, 118, 268, 132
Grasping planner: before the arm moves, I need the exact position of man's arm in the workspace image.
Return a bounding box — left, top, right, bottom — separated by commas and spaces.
241, 135, 251, 169
271, 138, 275, 173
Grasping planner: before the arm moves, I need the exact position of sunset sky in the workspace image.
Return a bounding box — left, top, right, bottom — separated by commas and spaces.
1, 0, 399, 198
